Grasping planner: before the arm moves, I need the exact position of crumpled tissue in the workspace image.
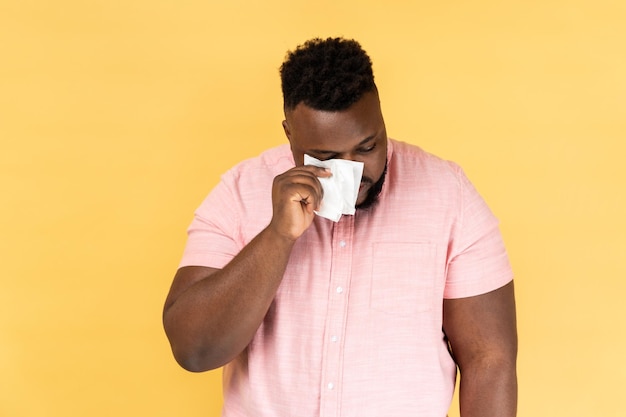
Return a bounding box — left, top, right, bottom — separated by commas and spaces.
304, 154, 364, 222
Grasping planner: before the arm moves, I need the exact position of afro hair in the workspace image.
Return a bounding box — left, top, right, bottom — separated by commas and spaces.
280, 37, 376, 112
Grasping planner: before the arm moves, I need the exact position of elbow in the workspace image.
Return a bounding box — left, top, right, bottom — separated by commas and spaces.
163, 309, 239, 372
163, 313, 221, 372
165, 330, 237, 372
172, 349, 214, 373
169, 343, 227, 373
457, 350, 517, 382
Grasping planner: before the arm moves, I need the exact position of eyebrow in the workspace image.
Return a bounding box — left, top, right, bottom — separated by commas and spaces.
309, 134, 377, 155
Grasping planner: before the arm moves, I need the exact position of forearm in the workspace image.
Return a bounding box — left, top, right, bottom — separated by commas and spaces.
163, 226, 295, 372
458, 359, 517, 417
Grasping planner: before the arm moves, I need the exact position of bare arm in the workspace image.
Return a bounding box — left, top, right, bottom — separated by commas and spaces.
163, 165, 330, 372
443, 281, 518, 417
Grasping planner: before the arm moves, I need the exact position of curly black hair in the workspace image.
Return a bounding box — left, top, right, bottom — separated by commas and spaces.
280, 37, 376, 112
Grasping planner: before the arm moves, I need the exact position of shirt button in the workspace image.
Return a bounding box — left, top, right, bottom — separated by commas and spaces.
327, 382, 334, 390
336, 286, 343, 294
339, 240, 347, 248
331, 335, 338, 342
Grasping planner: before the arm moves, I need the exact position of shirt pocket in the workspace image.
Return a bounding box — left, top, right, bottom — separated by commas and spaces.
369, 242, 437, 317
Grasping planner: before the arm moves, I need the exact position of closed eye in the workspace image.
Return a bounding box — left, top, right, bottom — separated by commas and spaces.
314, 153, 339, 161
358, 143, 376, 153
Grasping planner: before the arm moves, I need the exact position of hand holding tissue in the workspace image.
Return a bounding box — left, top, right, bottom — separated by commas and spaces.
304, 155, 364, 222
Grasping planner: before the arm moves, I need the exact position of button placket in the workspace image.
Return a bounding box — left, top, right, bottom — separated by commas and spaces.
319, 217, 354, 417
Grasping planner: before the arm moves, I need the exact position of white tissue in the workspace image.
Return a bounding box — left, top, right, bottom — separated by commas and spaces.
304, 154, 364, 222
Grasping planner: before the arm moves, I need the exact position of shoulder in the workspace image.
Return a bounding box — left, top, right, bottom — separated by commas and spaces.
223, 144, 294, 185
195, 145, 293, 243
388, 139, 463, 187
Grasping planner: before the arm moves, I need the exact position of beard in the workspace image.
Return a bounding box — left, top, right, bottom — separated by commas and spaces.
355, 162, 387, 210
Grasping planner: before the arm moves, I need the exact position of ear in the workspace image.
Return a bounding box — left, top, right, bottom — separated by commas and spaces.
282, 120, 292, 142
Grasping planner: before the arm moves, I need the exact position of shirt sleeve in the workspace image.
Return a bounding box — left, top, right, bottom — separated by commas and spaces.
178, 171, 242, 269
443, 164, 514, 299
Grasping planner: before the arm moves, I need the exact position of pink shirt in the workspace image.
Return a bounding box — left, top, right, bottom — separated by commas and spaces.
180, 139, 513, 417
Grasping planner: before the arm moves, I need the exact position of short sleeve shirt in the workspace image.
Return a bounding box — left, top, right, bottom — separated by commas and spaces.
179, 139, 513, 417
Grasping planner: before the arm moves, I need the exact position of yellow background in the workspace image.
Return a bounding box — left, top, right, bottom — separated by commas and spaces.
1, 0, 624, 416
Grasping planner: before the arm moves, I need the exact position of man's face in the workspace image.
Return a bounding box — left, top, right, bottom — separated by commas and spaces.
282, 91, 388, 208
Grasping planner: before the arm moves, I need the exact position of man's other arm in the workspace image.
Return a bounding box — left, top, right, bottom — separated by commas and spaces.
443, 281, 518, 417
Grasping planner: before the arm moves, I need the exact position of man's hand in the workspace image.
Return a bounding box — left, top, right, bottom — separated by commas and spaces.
269, 165, 331, 241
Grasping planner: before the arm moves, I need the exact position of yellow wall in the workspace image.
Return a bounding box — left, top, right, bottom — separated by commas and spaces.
1, 1, 624, 415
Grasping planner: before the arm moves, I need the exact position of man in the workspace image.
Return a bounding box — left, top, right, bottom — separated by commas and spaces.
163, 37, 517, 416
